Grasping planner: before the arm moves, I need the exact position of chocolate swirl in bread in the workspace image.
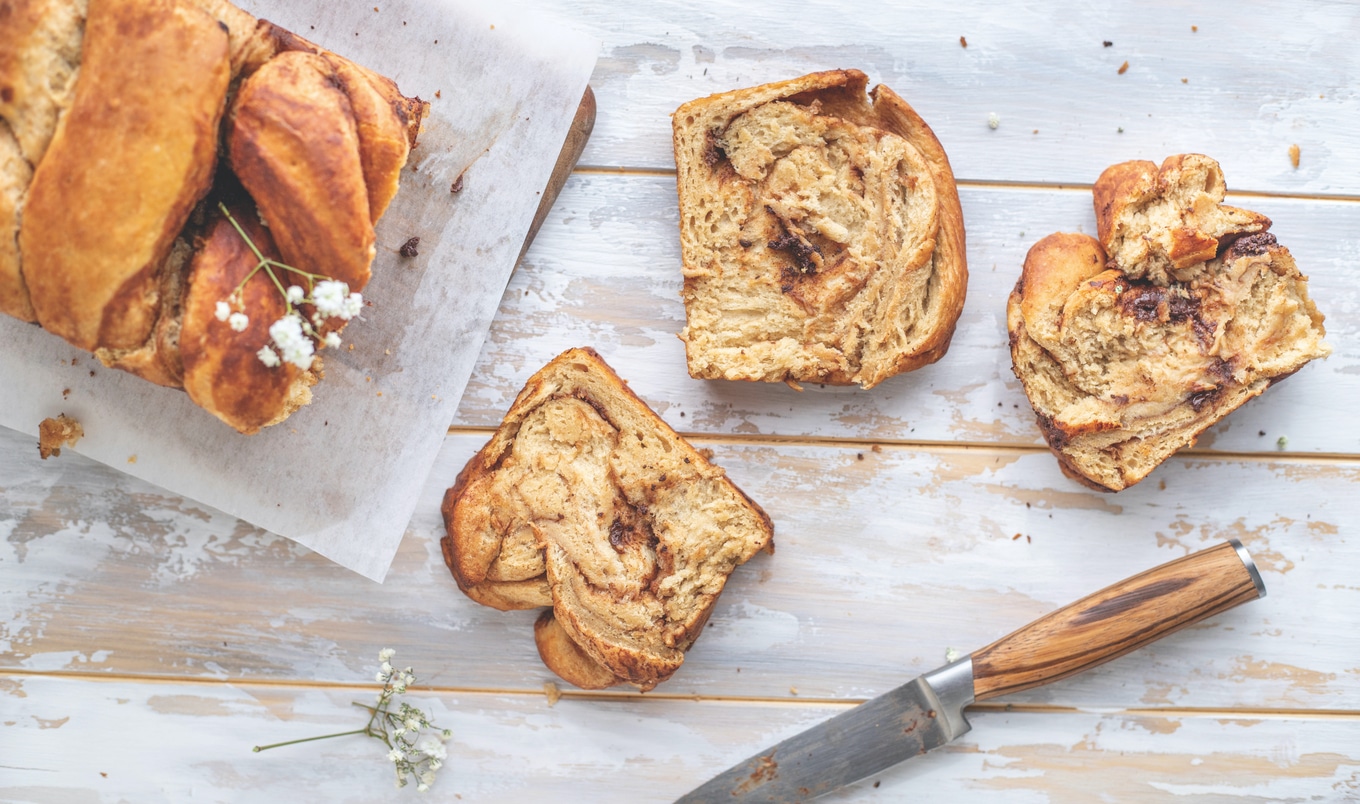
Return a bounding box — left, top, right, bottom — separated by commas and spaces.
671, 69, 967, 389
1008, 155, 1330, 491
441, 348, 774, 691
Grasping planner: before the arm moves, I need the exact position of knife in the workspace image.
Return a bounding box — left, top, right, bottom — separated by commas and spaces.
676, 539, 1266, 803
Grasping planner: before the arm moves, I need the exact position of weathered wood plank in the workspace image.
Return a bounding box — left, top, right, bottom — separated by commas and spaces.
2, 675, 1357, 801
457, 174, 1360, 455
543, 0, 1360, 196
4, 426, 1356, 710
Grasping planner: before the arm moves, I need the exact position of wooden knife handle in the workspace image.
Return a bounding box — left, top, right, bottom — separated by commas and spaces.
971, 540, 1265, 701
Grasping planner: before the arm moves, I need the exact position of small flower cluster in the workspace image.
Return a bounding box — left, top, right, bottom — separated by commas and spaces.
251, 648, 451, 794
372, 649, 451, 792
212, 203, 364, 371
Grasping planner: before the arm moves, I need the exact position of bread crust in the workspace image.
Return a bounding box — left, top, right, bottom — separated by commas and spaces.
441, 348, 774, 691
180, 208, 318, 434
21, 0, 230, 351
1094, 154, 1271, 284
0, 0, 87, 322
228, 50, 375, 291
673, 69, 966, 388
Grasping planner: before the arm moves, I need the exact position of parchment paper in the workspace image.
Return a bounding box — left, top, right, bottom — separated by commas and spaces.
0, 0, 598, 581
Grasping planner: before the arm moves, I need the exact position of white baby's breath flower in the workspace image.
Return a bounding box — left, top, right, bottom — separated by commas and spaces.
342, 292, 364, 320
215, 301, 231, 321
286, 285, 305, 304
256, 345, 281, 368
323, 331, 342, 348
269, 314, 315, 370
418, 737, 447, 760
228, 312, 249, 332
252, 637, 451, 794
312, 280, 350, 318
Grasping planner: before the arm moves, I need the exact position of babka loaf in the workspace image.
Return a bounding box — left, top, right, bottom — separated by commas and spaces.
0, 0, 427, 433
1009, 155, 1330, 491
671, 69, 967, 389
441, 348, 774, 691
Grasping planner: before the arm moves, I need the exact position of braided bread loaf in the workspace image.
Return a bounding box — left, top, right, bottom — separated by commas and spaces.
0, 0, 427, 433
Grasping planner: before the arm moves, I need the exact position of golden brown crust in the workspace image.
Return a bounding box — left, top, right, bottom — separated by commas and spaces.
441, 348, 774, 691
1094, 154, 1271, 284
673, 69, 967, 389
228, 50, 375, 291
533, 611, 622, 691
323, 53, 412, 223
1092, 160, 1157, 251
179, 208, 317, 434
865, 82, 968, 377
21, 0, 229, 351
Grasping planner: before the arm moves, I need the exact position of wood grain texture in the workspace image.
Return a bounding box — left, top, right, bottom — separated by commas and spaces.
5, 426, 1357, 712
552, 0, 1360, 196
2, 675, 1358, 802
3, 0, 1360, 799
972, 542, 1263, 701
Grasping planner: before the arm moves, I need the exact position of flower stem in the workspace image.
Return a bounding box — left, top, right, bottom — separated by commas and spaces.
252, 727, 368, 753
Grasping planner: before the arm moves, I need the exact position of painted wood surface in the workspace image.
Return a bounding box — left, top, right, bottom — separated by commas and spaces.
4, 0, 1360, 800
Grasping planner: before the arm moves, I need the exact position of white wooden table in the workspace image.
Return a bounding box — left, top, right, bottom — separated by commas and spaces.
4, 1, 1359, 800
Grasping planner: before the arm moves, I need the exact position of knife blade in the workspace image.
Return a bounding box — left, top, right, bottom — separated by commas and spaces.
676, 539, 1267, 803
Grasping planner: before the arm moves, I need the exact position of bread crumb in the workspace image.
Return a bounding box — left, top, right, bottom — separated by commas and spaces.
1012, 533, 1022, 540
38, 414, 83, 459
1102, 40, 1113, 47
1191, 25, 1198, 31
987, 112, 1000, 129
399, 236, 420, 257
959, 35, 967, 48
1289, 144, 1301, 169
789, 686, 798, 696
944, 646, 962, 663
871, 444, 883, 453
127, 455, 137, 464
451, 173, 464, 194
783, 378, 804, 391
435, 89, 442, 99
543, 681, 561, 706
1181, 78, 1188, 84
1117, 61, 1129, 75
62, 388, 70, 399
1276, 436, 1288, 450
